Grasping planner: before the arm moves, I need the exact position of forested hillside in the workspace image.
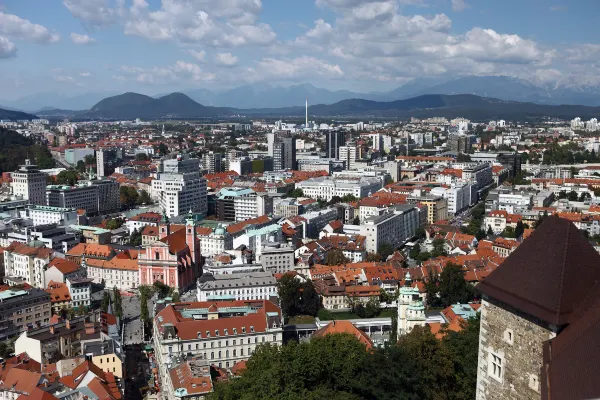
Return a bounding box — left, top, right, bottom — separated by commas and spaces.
0, 127, 55, 173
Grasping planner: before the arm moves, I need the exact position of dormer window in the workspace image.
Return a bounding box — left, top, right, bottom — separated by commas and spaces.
233, 328, 237, 334
224, 329, 228, 335
250, 326, 254, 333
215, 330, 220, 337
205, 331, 210, 338
242, 327, 246, 333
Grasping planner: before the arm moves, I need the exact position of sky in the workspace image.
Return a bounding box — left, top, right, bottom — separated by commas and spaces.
0, 0, 599, 100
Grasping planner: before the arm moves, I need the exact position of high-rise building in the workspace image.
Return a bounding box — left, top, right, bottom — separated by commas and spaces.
46, 184, 99, 214
203, 151, 223, 174
448, 135, 472, 154
270, 131, 296, 171
325, 131, 346, 159
83, 179, 121, 213
339, 144, 359, 170
11, 160, 47, 206
152, 156, 207, 218
96, 150, 105, 178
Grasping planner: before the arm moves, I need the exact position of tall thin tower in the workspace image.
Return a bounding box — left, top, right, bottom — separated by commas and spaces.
305, 99, 308, 127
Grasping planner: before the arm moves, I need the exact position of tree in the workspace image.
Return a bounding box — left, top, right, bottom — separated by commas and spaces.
140, 291, 150, 323
105, 218, 124, 230
328, 195, 342, 205
431, 238, 447, 258
567, 191, 579, 201
56, 169, 79, 186
409, 243, 421, 260
486, 226, 493, 235
325, 248, 349, 266
128, 228, 142, 246
443, 315, 480, 400
501, 226, 516, 238
136, 153, 150, 161
514, 220, 525, 239
171, 291, 181, 302
300, 281, 322, 316
101, 291, 111, 312
287, 188, 304, 198
378, 242, 394, 261
352, 216, 360, 225
158, 143, 168, 156
277, 274, 322, 320
153, 281, 171, 299
138, 189, 152, 205
456, 153, 471, 162
558, 190, 567, 199
389, 314, 398, 344
579, 192, 591, 202
437, 263, 475, 308
341, 194, 358, 203
112, 287, 123, 320
120, 186, 139, 208
76, 160, 86, 173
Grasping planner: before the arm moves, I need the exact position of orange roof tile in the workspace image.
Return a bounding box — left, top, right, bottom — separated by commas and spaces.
313, 320, 373, 349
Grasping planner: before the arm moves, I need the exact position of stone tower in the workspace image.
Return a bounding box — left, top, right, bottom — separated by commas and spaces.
476, 216, 600, 400
398, 272, 426, 337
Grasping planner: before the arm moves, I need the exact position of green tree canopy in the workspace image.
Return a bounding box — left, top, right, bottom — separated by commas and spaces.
56, 169, 79, 186
325, 248, 350, 266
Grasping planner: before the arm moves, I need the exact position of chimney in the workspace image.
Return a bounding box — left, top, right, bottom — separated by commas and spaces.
66, 320, 71, 330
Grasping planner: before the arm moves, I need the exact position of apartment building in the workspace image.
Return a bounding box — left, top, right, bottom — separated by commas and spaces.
152, 157, 208, 218
360, 204, 421, 254
260, 242, 296, 274
153, 300, 283, 382
296, 176, 382, 202
196, 272, 277, 302
0, 287, 52, 340
11, 160, 47, 206
46, 184, 99, 215
3, 242, 53, 288
25, 205, 79, 227
197, 225, 233, 258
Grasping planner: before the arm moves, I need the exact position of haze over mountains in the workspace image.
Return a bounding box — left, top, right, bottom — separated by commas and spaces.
3, 75, 600, 112
11, 91, 599, 122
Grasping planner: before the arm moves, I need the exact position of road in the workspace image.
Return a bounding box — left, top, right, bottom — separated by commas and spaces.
122, 295, 145, 346
51, 150, 71, 168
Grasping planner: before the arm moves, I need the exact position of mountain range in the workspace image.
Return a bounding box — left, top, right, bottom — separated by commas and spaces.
3, 75, 600, 112
14, 92, 600, 121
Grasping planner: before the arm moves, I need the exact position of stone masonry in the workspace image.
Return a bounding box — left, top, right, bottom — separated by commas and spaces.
476, 295, 557, 400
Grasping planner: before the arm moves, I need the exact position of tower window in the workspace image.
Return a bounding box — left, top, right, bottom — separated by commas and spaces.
489, 352, 503, 382
503, 329, 514, 345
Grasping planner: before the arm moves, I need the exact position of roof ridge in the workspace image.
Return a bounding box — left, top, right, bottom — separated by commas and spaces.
554, 222, 571, 323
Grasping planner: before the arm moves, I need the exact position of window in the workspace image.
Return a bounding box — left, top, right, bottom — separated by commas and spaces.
242, 327, 246, 333
489, 352, 503, 382
215, 330, 219, 337
503, 329, 514, 345
250, 326, 254, 333
529, 374, 539, 392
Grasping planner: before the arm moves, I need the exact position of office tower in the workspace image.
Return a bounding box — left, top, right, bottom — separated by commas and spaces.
203, 151, 223, 174
325, 131, 346, 159
339, 143, 359, 170
271, 131, 296, 171
11, 160, 47, 205
449, 135, 472, 154
152, 156, 207, 218
96, 150, 105, 177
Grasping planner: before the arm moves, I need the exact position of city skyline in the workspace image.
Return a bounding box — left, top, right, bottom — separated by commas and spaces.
0, 0, 598, 99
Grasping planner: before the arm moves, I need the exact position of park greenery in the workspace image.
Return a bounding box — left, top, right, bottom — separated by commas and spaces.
277, 274, 323, 322
425, 262, 477, 309
209, 316, 480, 400
0, 127, 55, 173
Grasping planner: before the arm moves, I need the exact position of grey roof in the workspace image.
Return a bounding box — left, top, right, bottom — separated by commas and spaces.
198, 271, 276, 290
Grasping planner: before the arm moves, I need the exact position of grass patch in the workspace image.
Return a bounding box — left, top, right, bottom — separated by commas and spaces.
287, 315, 316, 325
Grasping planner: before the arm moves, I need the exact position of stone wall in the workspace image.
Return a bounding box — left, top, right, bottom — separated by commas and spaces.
476, 295, 556, 400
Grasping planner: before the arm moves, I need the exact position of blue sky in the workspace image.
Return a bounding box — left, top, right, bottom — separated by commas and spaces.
0, 0, 598, 100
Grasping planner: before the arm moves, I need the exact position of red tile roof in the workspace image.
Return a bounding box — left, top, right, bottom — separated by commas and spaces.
313, 320, 373, 349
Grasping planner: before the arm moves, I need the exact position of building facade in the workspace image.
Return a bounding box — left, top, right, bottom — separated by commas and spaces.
11, 160, 47, 206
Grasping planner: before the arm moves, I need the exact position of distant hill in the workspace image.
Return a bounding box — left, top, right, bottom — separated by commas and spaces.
242, 94, 600, 120
0, 107, 38, 121
86, 92, 232, 119
39, 92, 600, 121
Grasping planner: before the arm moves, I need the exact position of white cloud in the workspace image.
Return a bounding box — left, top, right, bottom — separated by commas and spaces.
451, 0, 469, 12
254, 56, 344, 80
187, 49, 206, 62
120, 60, 215, 84
80, 72, 93, 77
70, 33, 96, 45
54, 75, 76, 83
0, 37, 16, 59
63, 0, 117, 27
123, 0, 276, 47
215, 52, 239, 67
0, 12, 60, 44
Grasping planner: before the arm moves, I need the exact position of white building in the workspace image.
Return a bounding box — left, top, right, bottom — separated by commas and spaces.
234, 192, 272, 222
153, 300, 283, 374
152, 157, 208, 218
196, 271, 277, 302
11, 160, 47, 206
295, 176, 382, 202
4, 242, 53, 288
84, 256, 139, 291
197, 225, 233, 258
260, 243, 296, 274
431, 182, 475, 215
232, 224, 282, 256
66, 277, 92, 309
397, 273, 426, 336
339, 144, 359, 170
25, 205, 79, 226
360, 204, 420, 254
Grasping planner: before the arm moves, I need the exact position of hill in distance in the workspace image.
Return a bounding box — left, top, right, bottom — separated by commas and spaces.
86, 92, 232, 119
0, 107, 38, 121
